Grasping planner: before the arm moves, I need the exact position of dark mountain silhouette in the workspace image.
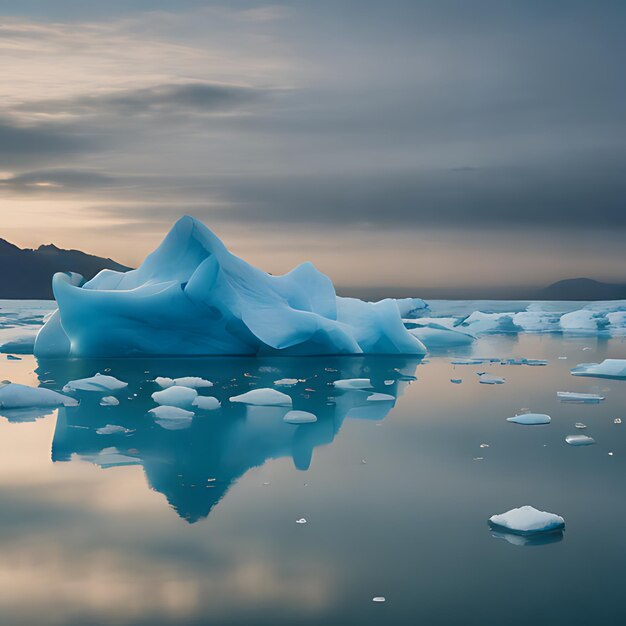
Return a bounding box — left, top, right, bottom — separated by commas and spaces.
539, 278, 626, 301
0, 238, 130, 299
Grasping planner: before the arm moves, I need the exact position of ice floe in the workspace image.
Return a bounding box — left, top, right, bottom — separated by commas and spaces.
274, 378, 299, 386
557, 391, 604, 403
366, 393, 395, 402
489, 505, 565, 535
283, 410, 317, 424
0, 382, 78, 408
478, 373, 505, 385
191, 396, 221, 411
229, 388, 292, 406
62, 373, 128, 394
565, 434, 596, 446
155, 376, 213, 389
332, 378, 373, 390
507, 413, 551, 425
151, 385, 197, 408
571, 359, 626, 379
96, 424, 133, 435
149, 405, 194, 430
99, 395, 120, 406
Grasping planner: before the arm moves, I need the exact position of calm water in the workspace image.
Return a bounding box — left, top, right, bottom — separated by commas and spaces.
1, 303, 626, 625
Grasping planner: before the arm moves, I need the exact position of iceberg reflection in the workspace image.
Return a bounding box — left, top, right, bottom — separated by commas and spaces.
36, 355, 420, 522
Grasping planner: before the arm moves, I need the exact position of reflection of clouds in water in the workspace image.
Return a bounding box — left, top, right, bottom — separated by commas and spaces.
36, 355, 419, 522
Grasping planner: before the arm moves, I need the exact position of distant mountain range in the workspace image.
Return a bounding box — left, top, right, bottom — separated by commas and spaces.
0, 238, 130, 299
0, 238, 624, 301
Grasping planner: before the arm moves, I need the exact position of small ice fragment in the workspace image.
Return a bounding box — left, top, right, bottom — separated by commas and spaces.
507, 413, 551, 425
489, 505, 565, 535
366, 393, 395, 402
473, 457, 484, 461
575, 422, 587, 429
296, 518, 307, 524
480, 443, 490, 448
478, 373, 505, 385
274, 378, 299, 387
263, 482, 270, 486
151, 385, 197, 408
154, 376, 213, 389
6, 355, 21, 361
96, 424, 133, 435
384, 380, 394, 385
192, 396, 221, 410
450, 378, 462, 384
557, 391, 604, 403
283, 410, 317, 424
558, 356, 567, 360
63, 373, 128, 394
0, 382, 78, 409
99, 396, 120, 406
608, 452, 614, 456
614, 418, 622, 424
451, 358, 486, 365
361, 459, 367, 464
372, 597, 386, 603
332, 378, 373, 390
229, 388, 292, 406
148, 405, 194, 419
565, 434, 596, 446
525, 359, 548, 366
582, 347, 591, 351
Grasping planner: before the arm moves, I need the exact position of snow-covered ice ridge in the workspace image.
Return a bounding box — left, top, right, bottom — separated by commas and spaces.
406, 300, 626, 336
34, 216, 427, 357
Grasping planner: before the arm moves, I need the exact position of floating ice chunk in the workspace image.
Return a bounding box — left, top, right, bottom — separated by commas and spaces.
459, 311, 520, 334
154, 376, 213, 389
149, 405, 194, 429
524, 359, 548, 366
372, 597, 386, 603
0, 332, 37, 354
274, 378, 299, 387
63, 373, 128, 394
191, 396, 221, 411
0, 382, 77, 408
296, 518, 307, 524
575, 422, 587, 429
571, 359, 626, 379
478, 373, 505, 385
229, 388, 292, 406
332, 378, 373, 390
151, 385, 197, 408
408, 323, 475, 348
560, 310, 610, 332
512, 310, 560, 333
283, 410, 317, 424
34, 216, 426, 357
451, 358, 486, 365
557, 391, 604, 403
565, 434, 595, 446
366, 393, 395, 402
450, 378, 462, 384
558, 356, 567, 360
615, 418, 622, 425
489, 505, 565, 535
384, 379, 394, 385
507, 413, 551, 425
96, 424, 133, 435
99, 395, 120, 406
6, 355, 21, 361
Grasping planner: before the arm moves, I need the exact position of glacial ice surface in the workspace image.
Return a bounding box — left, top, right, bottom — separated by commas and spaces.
34, 216, 426, 357
489, 505, 565, 535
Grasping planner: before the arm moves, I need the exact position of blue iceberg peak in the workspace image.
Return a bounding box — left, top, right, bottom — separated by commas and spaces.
34, 216, 426, 357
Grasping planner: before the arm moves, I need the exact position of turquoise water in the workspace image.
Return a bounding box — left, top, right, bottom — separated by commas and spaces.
1, 303, 626, 625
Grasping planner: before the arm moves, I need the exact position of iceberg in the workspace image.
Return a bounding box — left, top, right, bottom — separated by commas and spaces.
62, 373, 128, 394
192, 396, 221, 411
0, 382, 78, 409
407, 323, 475, 348
557, 391, 604, 403
507, 413, 551, 425
283, 410, 317, 424
34, 216, 426, 357
571, 359, 626, 379
565, 434, 595, 446
229, 388, 292, 406
478, 373, 505, 385
489, 505, 565, 535
155, 376, 213, 389
151, 385, 197, 408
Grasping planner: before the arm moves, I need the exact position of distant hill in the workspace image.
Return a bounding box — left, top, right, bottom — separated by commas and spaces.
539, 278, 626, 301
0, 238, 130, 299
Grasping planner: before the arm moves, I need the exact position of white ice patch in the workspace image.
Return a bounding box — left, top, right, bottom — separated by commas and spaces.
571, 359, 626, 379
154, 376, 213, 389
151, 385, 197, 408
489, 505, 565, 534
478, 373, 505, 385
274, 378, 299, 386
565, 434, 596, 446
0, 382, 78, 409
332, 378, 373, 390
229, 388, 292, 406
283, 410, 317, 424
366, 393, 395, 402
63, 373, 128, 394
99, 395, 120, 406
557, 391, 604, 403
191, 396, 221, 411
507, 413, 551, 425
96, 424, 133, 435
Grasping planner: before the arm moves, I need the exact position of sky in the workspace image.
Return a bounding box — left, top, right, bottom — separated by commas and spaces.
1, 0, 625, 291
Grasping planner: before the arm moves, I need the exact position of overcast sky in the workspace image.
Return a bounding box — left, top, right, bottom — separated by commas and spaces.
1, 0, 625, 289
